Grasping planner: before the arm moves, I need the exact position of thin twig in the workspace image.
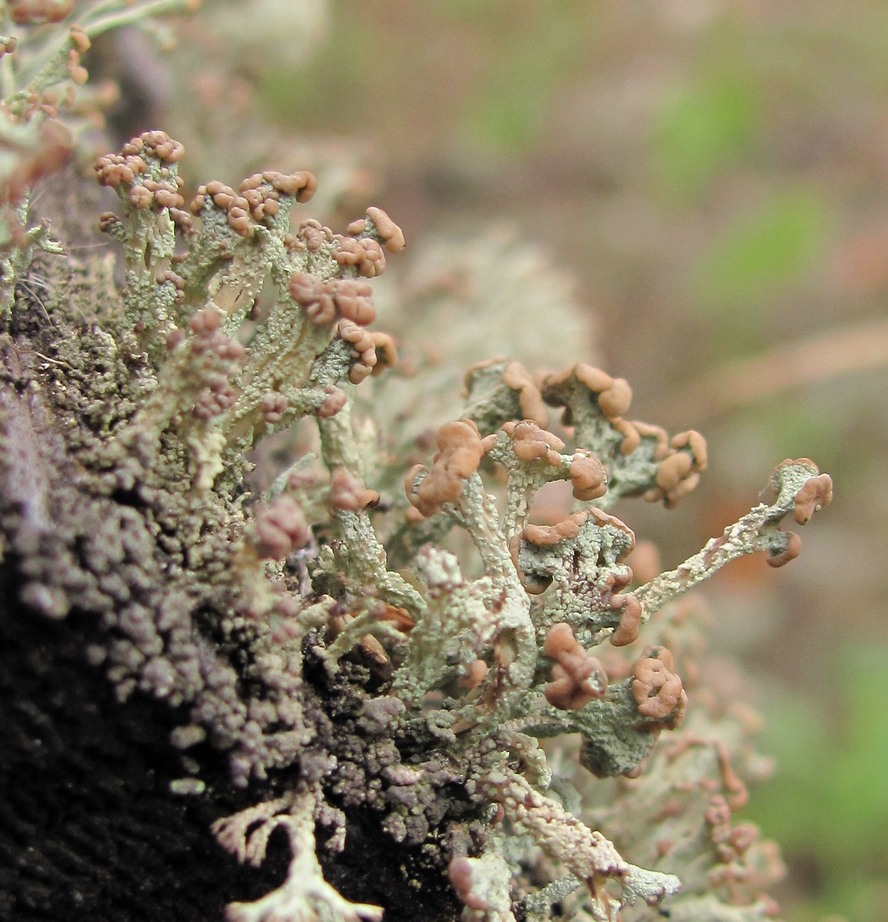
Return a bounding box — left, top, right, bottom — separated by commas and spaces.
654, 316, 888, 423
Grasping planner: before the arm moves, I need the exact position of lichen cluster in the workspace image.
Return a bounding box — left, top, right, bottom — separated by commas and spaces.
0, 118, 834, 922
0, 0, 197, 309
0, 11, 834, 921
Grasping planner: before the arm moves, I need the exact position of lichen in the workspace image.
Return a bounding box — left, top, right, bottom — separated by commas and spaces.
0, 14, 833, 922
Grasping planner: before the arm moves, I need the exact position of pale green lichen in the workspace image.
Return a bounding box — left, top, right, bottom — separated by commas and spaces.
0, 18, 834, 917
212, 788, 384, 922
0, 0, 197, 311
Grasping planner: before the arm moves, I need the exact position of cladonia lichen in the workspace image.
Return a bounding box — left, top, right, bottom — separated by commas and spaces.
0, 11, 832, 922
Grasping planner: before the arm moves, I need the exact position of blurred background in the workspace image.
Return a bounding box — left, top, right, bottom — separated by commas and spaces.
143, 1, 888, 918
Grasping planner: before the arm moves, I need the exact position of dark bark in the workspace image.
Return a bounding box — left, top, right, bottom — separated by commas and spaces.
0, 574, 289, 922
0, 573, 457, 921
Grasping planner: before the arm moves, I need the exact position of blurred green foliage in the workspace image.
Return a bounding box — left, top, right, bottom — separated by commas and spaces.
457, 13, 584, 155
652, 77, 759, 199
749, 643, 888, 920
694, 187, 830, 312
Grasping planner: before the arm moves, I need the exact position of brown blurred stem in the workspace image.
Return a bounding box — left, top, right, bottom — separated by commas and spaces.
654, 316, 888, 423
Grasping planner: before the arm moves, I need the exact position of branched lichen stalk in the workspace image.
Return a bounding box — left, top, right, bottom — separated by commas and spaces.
0, 82, 832, 918
635, 458, 829, 618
